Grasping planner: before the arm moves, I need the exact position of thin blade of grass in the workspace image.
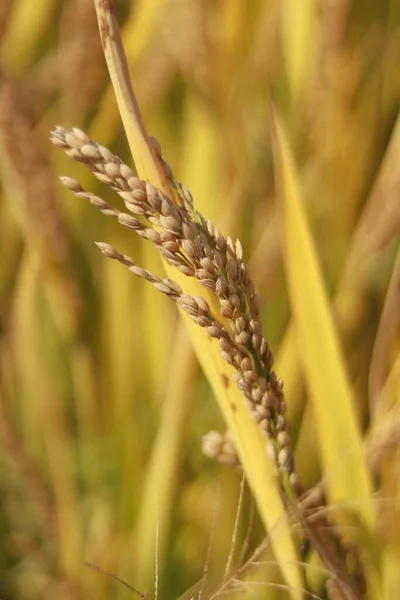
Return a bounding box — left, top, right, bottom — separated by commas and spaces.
271, 105, 374, 530
132, 326, 195, 587
369, 248, 400, 414
0, 0, 56, 74
12, 253, 83, 576
369, 347, 400, 600
180, 95, 222, 221
280, 0, 318, 104
375, 354, 400, 599
382, 545, 400, 600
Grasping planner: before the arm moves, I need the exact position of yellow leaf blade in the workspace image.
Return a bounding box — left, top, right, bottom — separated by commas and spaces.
271, 107, 374, 529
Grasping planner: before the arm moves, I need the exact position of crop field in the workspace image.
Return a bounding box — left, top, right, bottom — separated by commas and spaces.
0, 2, 399, 599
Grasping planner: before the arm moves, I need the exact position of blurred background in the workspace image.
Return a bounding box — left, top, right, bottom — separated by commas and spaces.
0, 1, 399, 598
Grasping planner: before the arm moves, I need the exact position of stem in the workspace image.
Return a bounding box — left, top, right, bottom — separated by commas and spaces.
93, 0, 171, 194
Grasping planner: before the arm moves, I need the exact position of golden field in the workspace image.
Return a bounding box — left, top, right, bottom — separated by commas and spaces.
0, 1, 399, 599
